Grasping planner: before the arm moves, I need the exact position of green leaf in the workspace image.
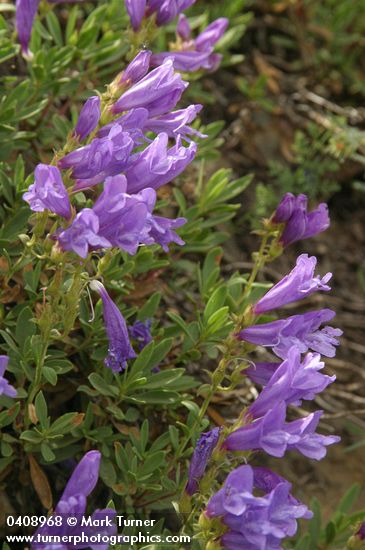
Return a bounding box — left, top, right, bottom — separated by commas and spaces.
19, 430, 43, 444
49, 412, 81, 434
309, 497, 322, 544
16, 306, 36, 349
40, 442, 55, 462
137, 292, 161, 320
203, 286, 227, 322
88, 373, 119, 397
325, 520, 336, 544
127, 390, 181, 405
336, 483, 361, 514
42, 367, 58, 386
34, 392, 48, 428
138, 451, 165, 477
0, 402, 20, 428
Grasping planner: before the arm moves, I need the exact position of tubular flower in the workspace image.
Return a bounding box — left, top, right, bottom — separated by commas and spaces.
186, 427, 221, 495
144, 104, 205, 141
125, 0, 196, 31
128, 320, 153, 350
32, 451, 116, 550
59, 126, 134, 191
238, 309, 342, 359
224, 401, 340, 460
205, 465, 311, 550
253, 254, 332, 315
0, 356, 17, 398
97, 108, 149, 143
93, 175, 186, 253
100, 105, 204, 143
120, 50, 152, 86
142, 214, 186, 251
23, 164, 71, 220
57, 209, 111, 259
125, 133, 197, 193
151, 15, 228, 72
124, 0, 147, 30
272, 193, 330, 247
74, 96, 101, 142
243, 362, 279, 386
112, 59, 188, 117
56, 175, 186, 258
15, 0, 40, 58
92, 175, 152, 255
90, 281, 136, 373
248, 347, 335, 418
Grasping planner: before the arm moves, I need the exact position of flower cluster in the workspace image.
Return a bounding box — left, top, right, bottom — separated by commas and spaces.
125, 0, 196, 30
23, 54, 201, 259
124, 1, 228, 73
151, 15, 229, 72
206, 465, 312, 550
271, 193, 330, 247
32, 451, 116, 550
185, 195, 341, 549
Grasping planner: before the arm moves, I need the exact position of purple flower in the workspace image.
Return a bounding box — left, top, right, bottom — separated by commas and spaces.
153, 0, 196, 26
144, 105, 205, 140
74, 96, 101, 142
112, 59, 188, 117
90, 281, 136, 372
0, 356, 17, 398
272, 193, 330, 246
23, 164, 71, 220
176, 12, 191, 40
151, 16, 228, 72
57, 176, 187, 258
248, 347, 335, 418
186, 427, 220, 495
120, 50, 152, 85
129, 320, 153, 350
244, 362, 279, 386
272, 192, 296, 223
15, 0, 40, 57
206, 465, 311, 550
224, 401, 340, 460
97, 108, 149, 143
60, 126, 134, 191
143, 214, 186, 251
125, 0, 196, 30
32, 451, 116, 550
125, 0, 146, 31
253, 254, 332, 315
57, 209, 111, 259
356, 522, 365, 540
195, 18, 229, 51
92, 175, 152, 255
125, 133, 196, 193
101, 105, 204, 143
238, 309, 342, 359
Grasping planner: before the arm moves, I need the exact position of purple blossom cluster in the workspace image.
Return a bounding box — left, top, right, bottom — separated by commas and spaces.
23, 54, 202, 259
20, 48, 203, 375
272, 193, 330, 247
125, 0, 196, 30
206, 465, 312, 550
32, 451, 116, 550
151, 15, 229, 72
185, 195, 341, 549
